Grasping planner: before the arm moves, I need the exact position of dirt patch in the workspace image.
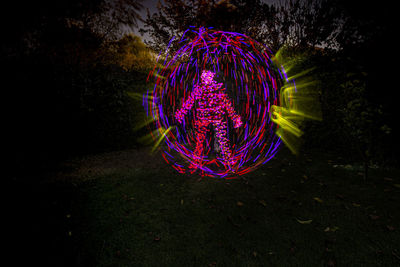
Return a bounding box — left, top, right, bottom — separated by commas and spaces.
50, 147, 167, 182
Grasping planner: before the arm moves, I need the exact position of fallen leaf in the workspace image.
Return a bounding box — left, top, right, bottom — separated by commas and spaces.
342, 204, 350, 210
237, 201, 244, 207
259, 200, 267, 207
296, 218, 312, 224
303, 174, 308, 180
336, 194, 344, 200
324, 226, 339, 232
290, 242, 296, 253
352, 203, 361, 207
325, 259, 337, 267
344, 164, 352, 169
386, 225, 395, 231
369, 214, 379, 220
314, 197, 323, 203
227, 216, 241, 227
384, 177, 393, 181
180, 199, 184, 205
253, 251, 258, 257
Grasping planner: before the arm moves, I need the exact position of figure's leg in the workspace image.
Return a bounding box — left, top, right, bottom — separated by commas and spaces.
191, 120, 209, 170
214, 120, 235, 168
212, 127, 220, 154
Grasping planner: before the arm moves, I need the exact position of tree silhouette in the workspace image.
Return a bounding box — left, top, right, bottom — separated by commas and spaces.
3, 0, 146, 175
140, 0, 342, 53
140, 0, 268, 52
139, 0, 398, 170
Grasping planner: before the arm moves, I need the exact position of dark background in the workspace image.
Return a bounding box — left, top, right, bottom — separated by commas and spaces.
2, 0, 398, 265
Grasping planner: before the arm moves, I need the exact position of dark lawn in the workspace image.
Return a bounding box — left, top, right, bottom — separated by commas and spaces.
8, 147, 400, 266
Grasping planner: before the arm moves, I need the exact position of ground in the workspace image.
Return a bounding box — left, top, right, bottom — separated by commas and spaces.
7, 146, 400, 266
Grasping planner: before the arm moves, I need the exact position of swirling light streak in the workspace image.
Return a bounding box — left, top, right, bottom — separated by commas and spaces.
143, 27, 307, 178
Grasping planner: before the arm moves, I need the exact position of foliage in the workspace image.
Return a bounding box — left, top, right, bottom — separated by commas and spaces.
138, 0, 398, 167
81, 0, 144, 40
6, 55, 145, 176
4, 0, 398, 174
100, 34, 156, 72
299, 49, 396, 169
140, 0, 341, 53
339, 74, 391, 171
256, 0, 341, 51
140, 0, 260, 51
140, 0, 269, 52
3, 0, 150, 175
2, 0, 144, 46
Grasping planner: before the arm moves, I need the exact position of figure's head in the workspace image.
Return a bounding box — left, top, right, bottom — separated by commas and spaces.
201, 70, 216, 85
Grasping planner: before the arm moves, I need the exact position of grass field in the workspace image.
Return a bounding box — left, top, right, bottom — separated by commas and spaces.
9, 147, 400, 266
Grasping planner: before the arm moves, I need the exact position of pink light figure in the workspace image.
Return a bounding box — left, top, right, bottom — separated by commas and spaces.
175, 70, 243, 171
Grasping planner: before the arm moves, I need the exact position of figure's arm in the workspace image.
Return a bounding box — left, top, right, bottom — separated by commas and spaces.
174, 86, 199, 123
223, 94, 243, 128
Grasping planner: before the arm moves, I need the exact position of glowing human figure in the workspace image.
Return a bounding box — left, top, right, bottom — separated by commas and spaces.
175, 70, 243, 170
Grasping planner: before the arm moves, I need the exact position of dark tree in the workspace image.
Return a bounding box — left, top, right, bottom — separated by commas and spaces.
140, 0, 398, 170
140, 0, 269, 52
140, 0, 342, 53
2, 0, 146, 177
